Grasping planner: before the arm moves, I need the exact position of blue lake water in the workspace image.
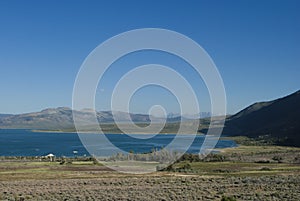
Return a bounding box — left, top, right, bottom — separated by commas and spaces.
0, 129, 236, 157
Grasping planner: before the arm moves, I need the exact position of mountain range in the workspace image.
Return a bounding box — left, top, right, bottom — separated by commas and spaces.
0, 107, 158, 130
0, 108, 212, 130
0, 90, 299, 146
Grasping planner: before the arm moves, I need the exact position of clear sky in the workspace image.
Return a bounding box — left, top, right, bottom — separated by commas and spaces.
0, 0, 299, 115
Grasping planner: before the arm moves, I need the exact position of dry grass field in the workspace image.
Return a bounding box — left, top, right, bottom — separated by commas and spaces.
0, 144, 300, 201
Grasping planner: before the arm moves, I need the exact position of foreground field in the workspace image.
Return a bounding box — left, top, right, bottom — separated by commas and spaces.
1, 171, 299, 201
0, 144, 300, 201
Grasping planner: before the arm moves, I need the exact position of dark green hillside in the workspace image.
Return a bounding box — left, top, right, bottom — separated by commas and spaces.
223, 90, 300, 146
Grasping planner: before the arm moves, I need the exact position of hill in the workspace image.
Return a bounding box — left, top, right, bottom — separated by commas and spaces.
223, 90, 300, 146
0, 107, 180, 130
0, 114, 13, 118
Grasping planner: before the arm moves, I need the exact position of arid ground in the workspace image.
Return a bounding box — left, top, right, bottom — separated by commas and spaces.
1, 143, 300, 201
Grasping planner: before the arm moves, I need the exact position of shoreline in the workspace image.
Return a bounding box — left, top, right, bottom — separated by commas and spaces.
31, 129, 206, 135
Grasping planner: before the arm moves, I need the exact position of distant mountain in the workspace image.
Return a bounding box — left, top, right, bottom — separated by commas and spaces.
0, 114, 13, 118
167, 112, 211, 119
0, 107, 75, 129
223, 90, 300, 146
199, 112, 212, 118
0, 107, 174, 130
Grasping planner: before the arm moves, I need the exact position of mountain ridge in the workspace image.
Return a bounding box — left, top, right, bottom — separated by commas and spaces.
223, 90, 300, 146
1, 90, 299, 147
0, 107, 187, 130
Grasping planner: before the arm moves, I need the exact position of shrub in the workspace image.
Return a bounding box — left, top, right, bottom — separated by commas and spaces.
66, 161, 72, 165
260, 167, 272, 171
272, 155, 283, 163
221, 195, 236, 201
182, 163, 191, 170
255, 160, 270, 163
204, 154, 227, 162
93, 159, 99, 165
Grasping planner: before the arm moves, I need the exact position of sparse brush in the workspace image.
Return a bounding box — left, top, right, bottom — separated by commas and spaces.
221, 195, 237, 201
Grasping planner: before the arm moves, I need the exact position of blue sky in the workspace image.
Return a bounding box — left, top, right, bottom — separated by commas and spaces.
0, 0, 299, 114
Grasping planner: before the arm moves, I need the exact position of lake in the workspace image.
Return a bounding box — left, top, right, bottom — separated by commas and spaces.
0, 129, 236, 157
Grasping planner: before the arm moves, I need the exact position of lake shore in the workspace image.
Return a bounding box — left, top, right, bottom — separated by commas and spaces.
1, 129, 233, 157
31, 129, 206, 135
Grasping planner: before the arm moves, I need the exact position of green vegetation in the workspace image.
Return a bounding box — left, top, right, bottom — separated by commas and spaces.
160, 144, 300, 176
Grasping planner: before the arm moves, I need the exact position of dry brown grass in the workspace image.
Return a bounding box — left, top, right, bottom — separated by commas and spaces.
1, 144, 300, 200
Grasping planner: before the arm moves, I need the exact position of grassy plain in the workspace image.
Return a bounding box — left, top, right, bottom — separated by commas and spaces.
0, 142, 300, 200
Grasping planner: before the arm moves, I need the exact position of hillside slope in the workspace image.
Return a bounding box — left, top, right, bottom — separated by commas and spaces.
224, 90, 300, 146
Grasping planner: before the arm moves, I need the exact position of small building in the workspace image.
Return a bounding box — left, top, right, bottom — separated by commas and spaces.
45, 153, 55, 162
